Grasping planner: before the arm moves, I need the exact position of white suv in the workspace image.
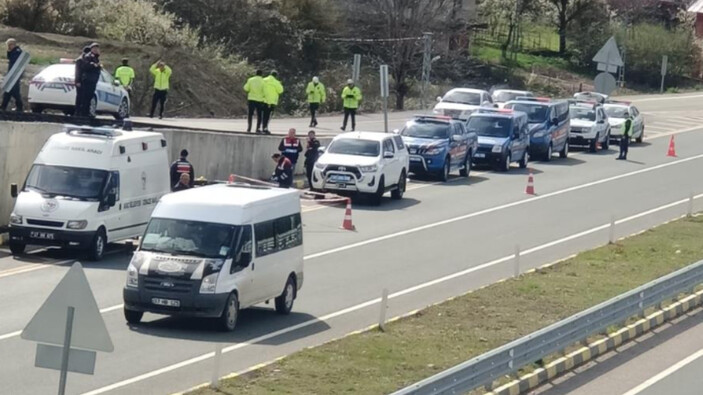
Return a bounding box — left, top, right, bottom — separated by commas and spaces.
312, 132, 409, 205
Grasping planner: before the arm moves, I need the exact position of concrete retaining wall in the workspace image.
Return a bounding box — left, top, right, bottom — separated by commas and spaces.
0, 121, 331, 225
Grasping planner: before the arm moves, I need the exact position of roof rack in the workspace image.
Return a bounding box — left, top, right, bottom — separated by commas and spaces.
605, 99, 631, 105
63, 124, 121, 138
413, 114, 454, 122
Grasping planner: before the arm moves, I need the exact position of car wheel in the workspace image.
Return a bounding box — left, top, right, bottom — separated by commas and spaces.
124, 308, 143, 324
559, 141, 569, 159
370, 176, 385, 206
543, 143, 552, 162
500, 152, 511, 172
391, 170, 406, 200
519, 151, 529, 169
9, 242, 25, 255
589, 134, 599, 153
459, 152, 471, 177
114, 98, 129, 120
87, 228, 106, 261
439, 158, 450, 182
602, 131, 610, 150
275, 276, 296, 315
636, 126, 644, 143
89, 96, 97, 118
218, 292, 239, 332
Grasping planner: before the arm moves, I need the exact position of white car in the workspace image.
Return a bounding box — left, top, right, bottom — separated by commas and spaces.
568, 102, 611, 152
492, 89, 533, 108
28, 61, 130, 119
574, 91, 608, 104
604, 101, 644, 143
434, 88, 493, 119
312, 132, 409, 205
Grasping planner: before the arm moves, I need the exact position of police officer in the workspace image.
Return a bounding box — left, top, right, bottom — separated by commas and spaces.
73, 46, 90, 116
306, 76, 326, 127
78, 43, 102, 117
114, 58, 135, 95
170, 149, 195, 191
1, 38, 24, 112
341, 79, 362, 131
262, 70, 283, 134
149, 60, 172, 119
304, 130, 320, 189
271, 153, 293, 189
617, 113, 632, 160
278, 128, 303, 167
244, 70, 265, 133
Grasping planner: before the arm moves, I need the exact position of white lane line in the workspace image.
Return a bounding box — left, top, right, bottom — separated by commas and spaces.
632, 94, 703, 102
81, 193, 703, 395
304, 153, 703, 261
0, 258, 74, 279
622, 347, 703, 395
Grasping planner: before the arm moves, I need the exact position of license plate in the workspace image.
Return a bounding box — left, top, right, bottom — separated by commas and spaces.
474, 153, 486, 158
330, 175, 351, 182
410, 157, 422, 162
336, 184, 347, 189
152, 298, 180, 307
30, 231, 55, 240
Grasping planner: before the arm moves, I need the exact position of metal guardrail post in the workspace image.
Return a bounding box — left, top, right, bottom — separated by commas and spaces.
688, 191, 694, 217
379, 288, 389, 332
514, 245, 521, 277
609, 215, 616, 244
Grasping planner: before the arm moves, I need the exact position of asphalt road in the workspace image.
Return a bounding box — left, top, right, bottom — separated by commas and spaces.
2, 93, 703, 395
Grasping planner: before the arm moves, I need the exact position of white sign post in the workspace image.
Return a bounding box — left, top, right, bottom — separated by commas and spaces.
380, 65, 390, 134
592, 37, 624, 95
352, 54, 361, 85
660, 55, 668, 94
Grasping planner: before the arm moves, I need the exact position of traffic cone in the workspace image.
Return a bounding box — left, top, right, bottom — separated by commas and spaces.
228, 174, 235, 184
667, 136, 677, 157
340, 198, 356, 231
525, 170, 535, 195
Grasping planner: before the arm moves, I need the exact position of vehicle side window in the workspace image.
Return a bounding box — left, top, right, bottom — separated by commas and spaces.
231, 226, 252, 273
275, 213, 303, 251
631, 107, 639, 116
107, 171, 120, 201
454, 124, 464, 136
384, 139, 395, 154
392, 135, 405, 150
254, 220, 275, 257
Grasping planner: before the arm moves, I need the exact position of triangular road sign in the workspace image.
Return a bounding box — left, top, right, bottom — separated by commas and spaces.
593, 37, 624, 67
21, 262, 114, 352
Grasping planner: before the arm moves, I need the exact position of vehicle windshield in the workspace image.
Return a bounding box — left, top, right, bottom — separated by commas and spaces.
505, 103, 548, 123
25, 165, 107, 200
494, 92, 529, 103
442, 91, 481, 105
328, 138, 380, 157
466, 116, 512, 138
401, 122, 451, 139
140, 218, 240, 259
569, 107, 596, 121
604, 106, 629, 118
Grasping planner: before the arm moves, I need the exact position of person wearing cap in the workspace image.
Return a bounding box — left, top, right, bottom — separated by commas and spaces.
170, 149, 195, 191
149, 60, 172, 119
306, 76, 326, 127
78, 42, 102, 117
73, 46, 91, 116
341, 79, 362, 131
617, 112, 633, 161
262, 70, 284, 134
271, 153, 293, 189
114, 58, 135, 95
1, 38, 24, 112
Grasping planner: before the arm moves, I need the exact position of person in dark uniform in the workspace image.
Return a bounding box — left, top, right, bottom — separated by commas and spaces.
170, 149, 195, 191
78, 43, 102, 117
278, 128, 303, 167
271, 153, 293, 189
1, 38, 24, 112
617, 113, 632, 160
304, 130, 320, 189
172, 173, 192, 192
73, 46, 90, 116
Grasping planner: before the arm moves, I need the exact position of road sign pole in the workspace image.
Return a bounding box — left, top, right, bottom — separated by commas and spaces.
58, 306, 75, 395
380, 65, 389, 133
353, 54, 361, 85
660, 55, 668, 94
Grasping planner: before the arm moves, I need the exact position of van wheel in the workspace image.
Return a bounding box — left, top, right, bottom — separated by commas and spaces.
636, 126, 644, 143
559, 141, 569, 159
519, 151, 529, 169
439, 158, 450, 182
391, 170, 406, 200
589, 135, 599, 153
9, 242, 25, 255
459, 152, 471, 177
87, 229, 106, 261
275, 276, 296, 315
218, 293, 239, 331
499, 153, 511, 172
124, 308, 143, 324
369, 176, 384, 206
602, 131, 610, 150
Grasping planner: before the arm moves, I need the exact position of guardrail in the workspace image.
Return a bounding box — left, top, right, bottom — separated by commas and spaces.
391, 259, 703, 395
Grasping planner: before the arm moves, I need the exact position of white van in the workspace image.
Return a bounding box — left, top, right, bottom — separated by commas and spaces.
8, 125, 170, 260
122, 183, 304, 331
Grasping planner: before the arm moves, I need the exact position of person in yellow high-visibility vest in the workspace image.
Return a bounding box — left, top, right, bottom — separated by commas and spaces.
341, 79, 362, 131
243, 69, 265, 133
262, 70, 284, 134
149, 60, 172, 119
114, 58, 135, 95
306, 76, 326, 127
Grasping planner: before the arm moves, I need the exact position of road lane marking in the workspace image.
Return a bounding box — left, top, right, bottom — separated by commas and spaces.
81, 193, 702, 395
630, 94, 703, 102
622, 347, 703, 395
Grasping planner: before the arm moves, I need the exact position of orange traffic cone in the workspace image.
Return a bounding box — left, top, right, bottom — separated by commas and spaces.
340, 198, 356, 231
525, 170, 535, 195
228, 174, 235, 184
667, 136, 677, 157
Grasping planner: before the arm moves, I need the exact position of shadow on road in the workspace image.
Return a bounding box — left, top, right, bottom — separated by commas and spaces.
538, 157, 588, 167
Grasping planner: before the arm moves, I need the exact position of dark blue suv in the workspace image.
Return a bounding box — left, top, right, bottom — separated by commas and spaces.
504, 98, 570, 161
399, 115, 478, 181
468, 109, 530, 172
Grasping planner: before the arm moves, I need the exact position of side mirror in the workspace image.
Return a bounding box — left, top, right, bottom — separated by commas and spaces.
113, 81, 121, 87
436, 96, 442, 102
106, 192, 117, 207
451, 135, 462, 142
10, 183, 18, 198
597, 119, 605, 124
383, 151, 394, 159
392, 128, 400, 135
552, 118, 559, 126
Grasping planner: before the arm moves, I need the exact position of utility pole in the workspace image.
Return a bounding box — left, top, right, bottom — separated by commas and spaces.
420, 32, 433, 110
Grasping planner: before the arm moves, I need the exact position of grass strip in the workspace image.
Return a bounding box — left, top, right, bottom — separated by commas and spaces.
190, 216, 703, 395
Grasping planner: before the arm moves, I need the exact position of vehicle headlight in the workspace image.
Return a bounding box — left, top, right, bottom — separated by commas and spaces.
67, 220, 88, 230
359, 165, 377, 173
199, 272, 219, 294
492, 145, 504, 153
9, 214, 22, 225
425, 147, 444, 156
314, 162, 325, 170
126, 264, 139, 288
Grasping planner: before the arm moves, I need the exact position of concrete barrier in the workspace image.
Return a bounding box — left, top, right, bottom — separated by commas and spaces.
0, 121, 332, 226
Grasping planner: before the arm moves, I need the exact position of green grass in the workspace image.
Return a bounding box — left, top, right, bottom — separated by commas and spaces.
190, 216, 703, 395
28, 55, 56, 66
474, 45, 571, 71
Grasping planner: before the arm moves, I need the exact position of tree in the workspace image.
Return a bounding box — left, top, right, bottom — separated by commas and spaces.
544, 0, 599, 55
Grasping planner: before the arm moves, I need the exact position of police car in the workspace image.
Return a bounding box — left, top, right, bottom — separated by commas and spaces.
604, 100, 645, 143
28, 59, 131, 119
568, 100, 611, 152
468, 108, 530, 172
434, 88, 494, 119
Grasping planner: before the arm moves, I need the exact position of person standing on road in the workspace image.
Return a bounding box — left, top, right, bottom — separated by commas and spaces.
306, 76, 326, 127
1, 38, 24, 112
170, 149, 195, 191
244, 69, 265, 133
617, 113, 632, 161
73, 46, 90, 116
149, 60, 172, 119
262, 70, 283, 134
278, 128, 303, 167
271, 153, 293, 189
78, 43, 102, 117
341, 79, 362, 132
114, 58, 135, 95
304, 130, 320, 189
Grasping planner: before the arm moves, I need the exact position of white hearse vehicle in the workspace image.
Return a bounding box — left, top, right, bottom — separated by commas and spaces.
8, 125, 169, 260
122, 184, 304, 332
